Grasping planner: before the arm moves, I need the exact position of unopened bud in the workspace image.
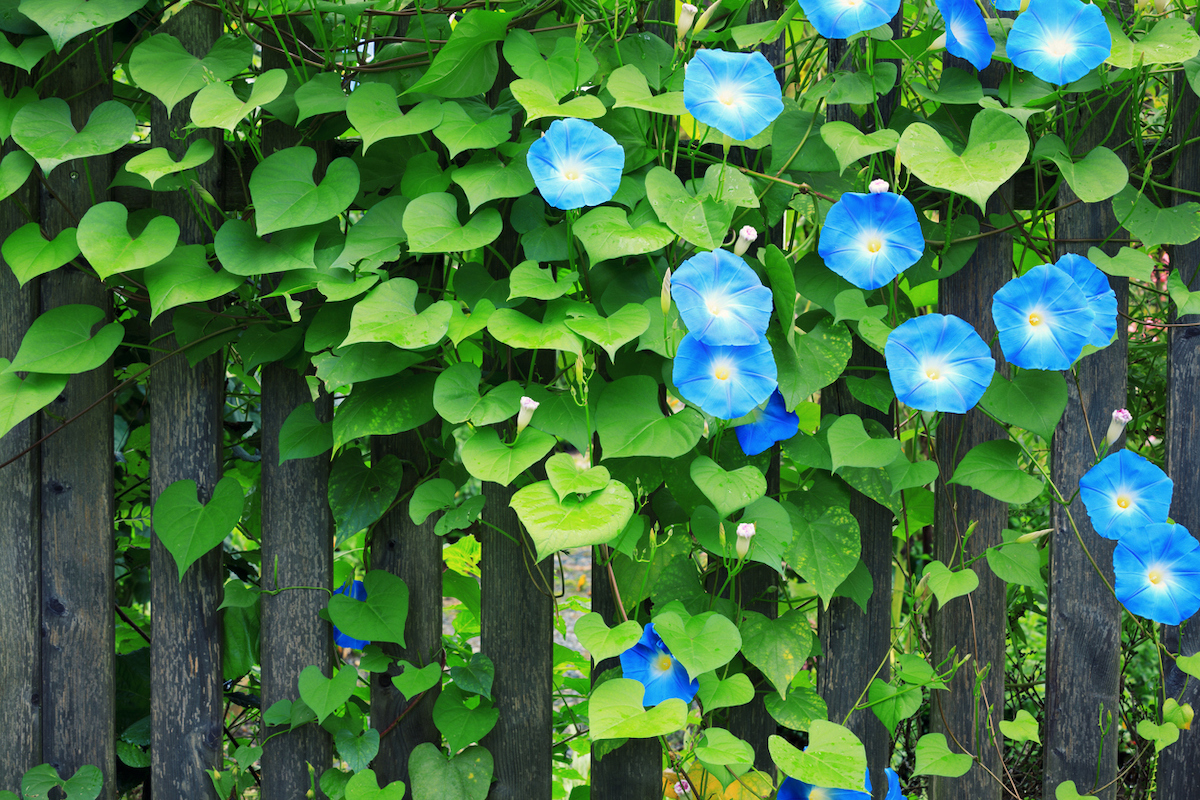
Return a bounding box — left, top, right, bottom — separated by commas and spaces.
733, 225, 758, 256
931, 32, 947, 51
693, 1, 722, 36
869, 179, 890, 194
1104, 408, 1133, 448
575, 355, 585, 385
448, 12, 458, 29
676, 4, 698, 43
189, 180, 218, 208
517, 396, 539, 434
674, 778, 692, 797
736, 522, 755, 558
662, 268, 673, 316
1016, 528, 1051, 544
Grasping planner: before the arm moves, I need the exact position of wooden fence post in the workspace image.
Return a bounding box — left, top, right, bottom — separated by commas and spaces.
0, 64, 42, 792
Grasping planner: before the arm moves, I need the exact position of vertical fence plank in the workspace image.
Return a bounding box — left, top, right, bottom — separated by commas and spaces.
0, 64, 42, 793
1043, 94, 1131, 800
370, 425, 442, 784
1158, 45, 1200, 798
148, 7, 226, 797
37, 37, 116, 798
929, 55, 1011, 800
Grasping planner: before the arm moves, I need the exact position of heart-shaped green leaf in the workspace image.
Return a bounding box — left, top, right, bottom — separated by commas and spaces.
1000, 709, 1040, 744
564, 303, 651, 362
689, 455, 766, 519
409, 743, 493, 800
332, 196, 409, 270
820, 121, 900, 174
827, 414, 904, 472
124, 139, 215, 190
341, 278, 453, 350
769, 722, 867, 792
404, 192, 502, 253
328, 451, 404, 544
645, 166, 733, 250
510, 478, 634, 561
589, 678, 688, 739
295, 73, 349, 123
508, 260, 577, 301
653, 609, 742, 681
765, 687, 827, 731
695, 728, 756, 789
1031, 135, 1127, 203
978, 370, 1066, 442
6, 303, 123, 374
20, 763, 102, 800
343, 769, 405, 800
545, 453, 611, 498
511, 78, 605, 122
786, 503, 860, 608
153, 477, 244, 580
0, 87, 38, 143
347, 83, 443, 153
574, 207, 674, 264
460, 426, 555, 486
697, 672, 755, 712
433, 362, 523, 425
277, 402, 333, 464
487, 307, 584, 354
213, 219, 317, 276
405, 9, 509, 98
19, 0, 148, 51
596, 375, 705, 459
0, 149, 34, 201
1137, 719, 1179, 753
334, 728, 380, 775
896, 109, 1028, 212
0, 358, 66, 438
607, 64, 685, 115
913, 732, 972, 778
1055, 781, 1096, 800
327, 569, 409, 646
11, 98, 135, 175
144, 245, 242, 321
923, 561, 980, 608
433, 101, 513, 159
250, 147, 359, 236
1110, 183, 1200, 248
298, 664, 357, 724
77, 202, 179, 280
129, 33, 253, 114
190, 69, 287, 131
573, 612, 642, 663
867, 679, 922, 735
433, 684, 499, 753
2, 223, 79, 286
948, 439, 1044, 504
0, 34, 53, 72
739, 610, 812, 700
450, 151, 535, 212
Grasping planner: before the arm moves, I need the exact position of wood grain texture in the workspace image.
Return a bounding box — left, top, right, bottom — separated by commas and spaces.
148, 6, 227, 798
37, 36, 116, 798
369, 426, 442, 785
1042, 91, 1130, 800
0, 64, 42, 795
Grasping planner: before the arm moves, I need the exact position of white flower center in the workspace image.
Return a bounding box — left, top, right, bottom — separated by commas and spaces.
712, 360, 734, 381
1044, 36, 1074, 58
705, 296, 727, 317
718, 91, 737, 106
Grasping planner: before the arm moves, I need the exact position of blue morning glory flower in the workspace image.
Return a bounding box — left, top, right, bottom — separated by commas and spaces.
735, 389, 799, 455
673, 333, 778, 420
1114, 523, 1200, 626
778, 767, 906, 800
940, 0, 995, 71
526, 118, 624, 211
884, 314, 995, 414
1079, 449, 1174, 541
993, 0, 1021, 9
991, 264, 1093, 370
797, 0, 900, 40
619, 622, 698, 706
683, 49, 784, 142
1006, 0, 1111, 86
818, 191, 925, 290
672, 248, 773, 346
1054, 253, 1117, 349
333, 580, 369, 650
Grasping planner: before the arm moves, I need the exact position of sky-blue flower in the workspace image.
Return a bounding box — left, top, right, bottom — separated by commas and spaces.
526, 118, 624, 211
778, 767, 906, 800
818, 191, 925, 290
993, 0, 1021, 9
673, 333, 778, 420
619, 622, 698, 706
683, 49, 784, 142
1079, 449, 1173, 541
735, 389, 799, 455
885, 314, 995, 414
940, 0, 995, 71
333, 579, 369, 650
672, 248, 773, 346
1054, 253, 1117, 348
992, 264, 1093, 370
1006, 0, 1111, 86
797, 0, 900, 40
1114, 523, 1200, 626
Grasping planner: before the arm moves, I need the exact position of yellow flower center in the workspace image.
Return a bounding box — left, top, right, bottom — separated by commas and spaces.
1028, 312, 1042, 327
564, 170, 580, 181
655, 653, 673, 672
926, 369, 941, 381
1116, 495, 1131, 509
866, 238, 882, 254
1149, 569, 1164, 586
714, 366, 731, 381
718, 92, 736, 106
706, 299, 725, 317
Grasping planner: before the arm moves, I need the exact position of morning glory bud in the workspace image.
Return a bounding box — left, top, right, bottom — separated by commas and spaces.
1104, 408, 1133, 449
736, 522, 755, 558
674, 778, 692, 797
676, 3, 698, 43
661, 268, 673, 316
693, 1, 721, 35
517, 396, 539, 434
732, 225, 758, 256
1016, 528, 1051, 544
869, 179, 890, 194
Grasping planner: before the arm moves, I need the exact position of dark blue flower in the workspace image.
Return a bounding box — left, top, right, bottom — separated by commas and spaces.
672, 249, 773, 346
940, 0, 995, 71
818, 191, 924, 290
735, 389, 799, 455
777, 767, 906, 800
526, 118, 624, 211
683, 49, 784, 142
1006, 0, 1111, 86
619, 622, 698, 706
991, 264, 1093, 370
797, 0, 900, 40
673, 333, 778, 420
884, 314, 995, 413
1054, 253, 1117, 349
333, 580, 369, 650
1114, 523, 1200, 626
1079, 449, 1173, 541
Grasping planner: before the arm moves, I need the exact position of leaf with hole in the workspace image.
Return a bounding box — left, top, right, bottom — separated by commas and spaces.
153, 477, 244, 580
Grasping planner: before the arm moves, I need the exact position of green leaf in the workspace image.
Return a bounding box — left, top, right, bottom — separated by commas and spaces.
129, 33, 253, 114
433, 362, 523, 426
213, 219, 316, 276
327, 569, 409, 646
1055, 781, 1096, 800
574, 612, 642, 664
76, 202, 179, 280
451, 150, 535, 213
347, 83, 443, 154
764, 245, 797, 341
695, 727, 755, 789
295, 73, 348, 123
979, 370, 1066, 441
335, 728, 381, 775
11, 98, 135, 175
153, 477, 244, 580
885, 456, 938, 493
739, 610, 812, 699
0, 356, 64, 441
1031, 135, 1127, 203
190, 68, 288, 130
1168, 269, 1200, 316
408, 479, 457, 526
20, 763, 103, 800
504, 30, 596, 99
589, 678, 688, 739
508, 260, 577, 301
511, 478, 634, 561
1107, 17, 1200, 69
1112, 184, 1200, 247
574, 206, 673, 263
332, 372, 438, 448
344, 769, 405, 800
511, 78, 606, 122
404, 192, 502, 253
697, 671, 755, 712
333, 196, 409, 270
606, 64, 685, 115
645, 166, 732, 250
867, 679, 922, 736
923, 560, 980, 608
329, 451, 404, 543
450, 652, 495, 699
0, 33, 52, 72
564, 303, 651, 362
125, 139, 215, 190
144, 245, 241, 321
820, 121, 899, 174
391, 661, 441, 696
249, 147, 358, 236
433, 684, 499, 752
2, 223, 79, 285
409, 743, 493, 800
406, 9, 509, 99
277, 402, 332, 463
786, 503, 860, 608
460, 426, 556, 486
827, 414, 903, 471
433, 100, 513, 159
19, 0, 147, 51
0, 149, 33, 201
765, 687, 827, 731
1136, 719, 1179, 753
1000, 709, 1040, 744
653, 609, 741, 681
913, 732, 973, 778
6, 303, 123, 374
689, 455, 766, 519
948, 440, 1043, 504
985, 530, 1045, 592
596, 375, 705, 459
776, 317, 853, 409
769, 722, 867, 792
896, 110, 1028, 212
298, 664, 357, 724
544, 452, 611, 497
487, 306, 583, 354
1087, 246, 1155, 282
342, 278, 452, 350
